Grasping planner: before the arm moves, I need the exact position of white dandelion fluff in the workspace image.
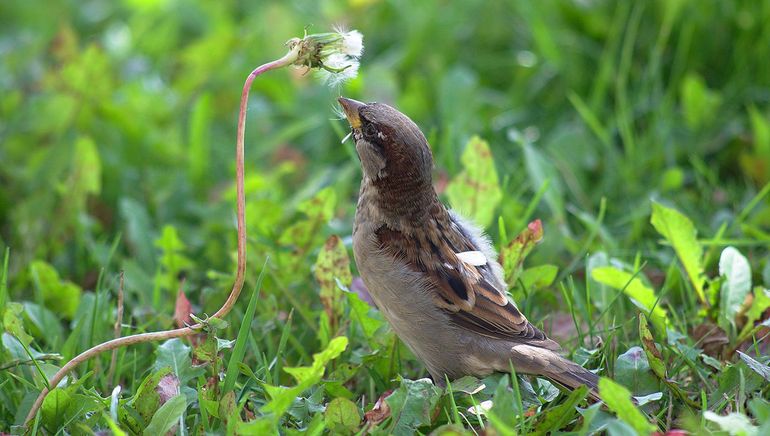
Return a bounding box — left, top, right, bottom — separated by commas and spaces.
289, 27, 364, 87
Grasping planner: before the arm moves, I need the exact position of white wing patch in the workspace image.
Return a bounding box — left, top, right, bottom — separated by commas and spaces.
456, 250, 487, 266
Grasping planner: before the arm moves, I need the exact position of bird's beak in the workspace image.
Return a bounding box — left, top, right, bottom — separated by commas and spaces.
337, 97, 365, 129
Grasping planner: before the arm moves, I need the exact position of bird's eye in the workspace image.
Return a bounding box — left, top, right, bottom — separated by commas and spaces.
364, 123, 378, 139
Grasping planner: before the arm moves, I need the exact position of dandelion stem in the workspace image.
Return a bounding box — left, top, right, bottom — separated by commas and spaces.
22, 45, 302, 428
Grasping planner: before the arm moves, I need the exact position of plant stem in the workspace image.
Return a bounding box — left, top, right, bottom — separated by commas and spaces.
23, 45, 301, 427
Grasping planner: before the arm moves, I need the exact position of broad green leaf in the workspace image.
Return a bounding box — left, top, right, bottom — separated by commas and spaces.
449, 376, 485, 395
599, 377, 656, 435
445, 135, 502, 228
489, 375, 519, 429
314, 235, 352, 321
143, 394, 187, 436
650, 202, 706, 304
41, 387, 72, 430
325, 397, 361, 434
385, 377, 442, 434
638, 314, 666, 380
519, 264, 558, 290
719, 247, 752, 328
680, 73, 722, 129
346, 291, 383, 344
29, 261, 82, 319
262, 336, 348, 417
614, 347, 659, 396
122, 367, 173, 431
500, 219, 544, 286
154, 339, 204, 386
591, 266, 667, 333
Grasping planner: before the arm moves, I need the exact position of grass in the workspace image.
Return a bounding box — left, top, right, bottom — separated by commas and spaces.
1, 0, 770, 434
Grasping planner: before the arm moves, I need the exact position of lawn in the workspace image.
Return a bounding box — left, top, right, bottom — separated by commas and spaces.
1, 0, 769, 434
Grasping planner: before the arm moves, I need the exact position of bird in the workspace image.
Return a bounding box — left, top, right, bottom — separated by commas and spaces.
337, 96, 600, 399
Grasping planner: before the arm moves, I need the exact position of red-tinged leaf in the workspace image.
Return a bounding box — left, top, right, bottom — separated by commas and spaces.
364, 390, 393, 426
499, 219, 545, 285
155, 374, 180, 404
174, 285, 193, 329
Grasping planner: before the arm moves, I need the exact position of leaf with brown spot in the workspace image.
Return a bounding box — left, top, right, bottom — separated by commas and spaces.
314, 235, 352, 327
639, 313, 666, 379
364, 390, 392, 426
445, 136, 502, 228
155, 374, 180, 404
499, 219, 544, 285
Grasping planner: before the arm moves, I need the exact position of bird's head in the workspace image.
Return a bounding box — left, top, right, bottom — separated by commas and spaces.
338, 97, 433, 187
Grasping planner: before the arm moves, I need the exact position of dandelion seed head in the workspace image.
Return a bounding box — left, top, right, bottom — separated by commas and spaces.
340, 30, 364, 57
290, 27, 364, 87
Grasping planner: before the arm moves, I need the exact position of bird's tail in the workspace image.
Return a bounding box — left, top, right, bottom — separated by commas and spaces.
509, 344, 600, 401
543, 356, 601, 401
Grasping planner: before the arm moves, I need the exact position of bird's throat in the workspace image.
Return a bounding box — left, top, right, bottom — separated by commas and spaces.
358, 176, 441, 230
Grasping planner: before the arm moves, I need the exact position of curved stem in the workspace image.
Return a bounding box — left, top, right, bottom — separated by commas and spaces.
23, 46, 301, 427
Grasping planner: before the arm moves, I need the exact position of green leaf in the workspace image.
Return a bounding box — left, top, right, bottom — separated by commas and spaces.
3, 302, 33, 346
41, 387, 72, 430
324, 397, 361, 434
719, 247, 752, 328
29, 261, 82, 319
680, 73, 722, 129
154, 339, 204, 386
519, 264, 558, 290
122, 367, 173, 431
262, 336, 348, 417
143, 394, 187, 436
591, 266, 667, 333
614, 346, 659, 396
638, 314, 666, 380
314, 235, 352, 321
385, 377, 442, 434
650, 202, 706, 304
500, 220, 544, 286
744, 287, 770, 328
346, 290, 383, 344
599, 377, 656, 435
223, 262, 266, 394
445, 135, 502, 228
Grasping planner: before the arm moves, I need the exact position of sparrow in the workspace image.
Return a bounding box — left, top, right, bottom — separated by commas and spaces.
338, 97, 600, 398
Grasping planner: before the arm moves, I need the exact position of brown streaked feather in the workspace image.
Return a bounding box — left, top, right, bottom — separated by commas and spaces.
376, 214, 553, 344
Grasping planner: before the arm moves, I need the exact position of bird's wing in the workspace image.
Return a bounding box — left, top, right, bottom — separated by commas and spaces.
376, 221, 556, 346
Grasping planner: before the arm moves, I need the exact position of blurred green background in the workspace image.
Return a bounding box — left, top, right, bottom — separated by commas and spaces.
1, 0, 770, 431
